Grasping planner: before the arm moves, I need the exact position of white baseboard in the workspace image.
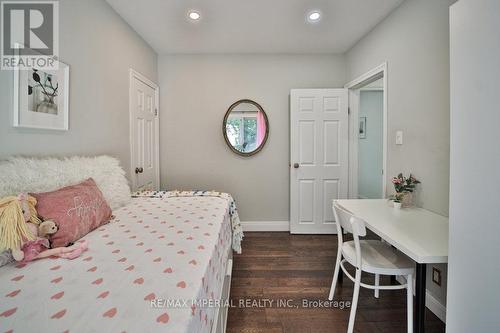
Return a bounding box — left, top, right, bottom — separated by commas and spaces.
396, 276, 446, 323
241, 220, 290, 232
425, 290, 446, 323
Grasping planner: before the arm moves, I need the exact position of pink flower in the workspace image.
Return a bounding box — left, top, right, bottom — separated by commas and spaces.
392, 178, 401, 184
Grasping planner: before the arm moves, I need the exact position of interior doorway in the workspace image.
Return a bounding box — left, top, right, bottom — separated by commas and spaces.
129, 69, 160, 191
345, 63, 388, 199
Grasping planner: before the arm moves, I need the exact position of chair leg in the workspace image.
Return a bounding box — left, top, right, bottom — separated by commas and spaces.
328, 249, 342, 301
347, 268, 362, 333
407, 274, 413, 333
374, 274, 380, 298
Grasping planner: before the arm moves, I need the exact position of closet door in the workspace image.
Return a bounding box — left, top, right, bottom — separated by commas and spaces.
290, 89, 348, 234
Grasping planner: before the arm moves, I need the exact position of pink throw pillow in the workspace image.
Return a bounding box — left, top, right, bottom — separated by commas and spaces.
31, 178, 112, 248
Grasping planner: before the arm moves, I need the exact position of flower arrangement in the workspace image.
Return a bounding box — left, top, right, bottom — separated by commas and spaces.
392, 192, 405, 204
391, 173, 421, 204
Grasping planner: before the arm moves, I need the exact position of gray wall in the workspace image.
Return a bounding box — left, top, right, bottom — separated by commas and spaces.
158, 54, 346, 221
0, 0, 158, 177
345, 0, 455, 312
358, 90, 383, 199
447, 0, 500, 331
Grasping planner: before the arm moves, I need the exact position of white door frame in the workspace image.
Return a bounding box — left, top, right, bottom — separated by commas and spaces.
128, 68, 160, 190
344, 62, 388, 199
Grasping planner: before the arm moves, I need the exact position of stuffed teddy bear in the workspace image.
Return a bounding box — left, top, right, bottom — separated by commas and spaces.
21, 220, 89, 263
38, 220, 59, 238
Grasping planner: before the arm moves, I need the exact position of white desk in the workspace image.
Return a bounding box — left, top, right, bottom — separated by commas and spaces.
336, 199, 449, 333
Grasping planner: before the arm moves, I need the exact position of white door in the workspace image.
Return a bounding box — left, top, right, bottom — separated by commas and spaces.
129, 70, 159, 191
290, 89, 349, 234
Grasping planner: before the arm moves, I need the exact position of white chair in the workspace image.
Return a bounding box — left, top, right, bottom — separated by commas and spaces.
328, 201, 415, 333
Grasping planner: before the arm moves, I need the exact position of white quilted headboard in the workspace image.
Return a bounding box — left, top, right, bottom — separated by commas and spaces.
0, 155, 131, 210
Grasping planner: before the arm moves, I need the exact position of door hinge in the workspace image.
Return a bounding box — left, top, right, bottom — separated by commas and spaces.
154, 108, 158, 117
348, 107, 351, 115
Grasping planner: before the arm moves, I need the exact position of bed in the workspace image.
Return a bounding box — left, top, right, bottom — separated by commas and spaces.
0, 178, 242, 333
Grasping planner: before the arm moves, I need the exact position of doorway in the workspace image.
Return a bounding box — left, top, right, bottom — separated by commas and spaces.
345, 63, 388, 199
129, 69, 160, 191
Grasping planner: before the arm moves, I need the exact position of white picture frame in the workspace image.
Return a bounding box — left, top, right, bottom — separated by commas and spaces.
13, 50, 69, 131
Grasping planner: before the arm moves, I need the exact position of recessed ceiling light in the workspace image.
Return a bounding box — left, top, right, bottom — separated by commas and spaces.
307, 11, 321, 23
188, 11, 201, 21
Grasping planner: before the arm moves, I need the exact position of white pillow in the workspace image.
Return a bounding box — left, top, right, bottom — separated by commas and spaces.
0, 155, 131, 210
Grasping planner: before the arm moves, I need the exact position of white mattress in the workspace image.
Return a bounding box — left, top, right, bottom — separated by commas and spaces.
0, 195, 233, 333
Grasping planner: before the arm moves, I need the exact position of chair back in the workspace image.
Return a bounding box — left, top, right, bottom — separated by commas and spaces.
333, 201, 367, 268
333, 201, 367, 238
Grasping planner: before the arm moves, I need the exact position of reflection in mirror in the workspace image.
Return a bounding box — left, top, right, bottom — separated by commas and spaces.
223, 100, 269, 156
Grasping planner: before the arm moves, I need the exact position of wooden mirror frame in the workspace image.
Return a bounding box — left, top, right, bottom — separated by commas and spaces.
222, 99, 269, 157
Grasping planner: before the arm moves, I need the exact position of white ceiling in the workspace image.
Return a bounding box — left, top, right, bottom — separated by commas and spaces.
106, 0, 404, 54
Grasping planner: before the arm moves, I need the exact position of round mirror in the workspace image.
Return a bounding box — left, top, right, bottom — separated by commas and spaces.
223, 99, 269, 156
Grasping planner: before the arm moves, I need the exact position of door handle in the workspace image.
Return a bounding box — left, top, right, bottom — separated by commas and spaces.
135, 167, 144, 174
293, 163, 300, 169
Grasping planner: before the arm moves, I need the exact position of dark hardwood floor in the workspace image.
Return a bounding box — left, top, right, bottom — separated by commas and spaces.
227, 232, 445, 333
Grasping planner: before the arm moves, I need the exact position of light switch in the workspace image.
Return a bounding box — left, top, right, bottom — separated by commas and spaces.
396, 131, 403, 145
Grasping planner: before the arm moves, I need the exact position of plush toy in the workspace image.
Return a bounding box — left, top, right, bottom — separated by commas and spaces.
21, 220, 89, 263
0, 193, 41, 261
0, 193, 89, 263
37, 219, 58, 238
